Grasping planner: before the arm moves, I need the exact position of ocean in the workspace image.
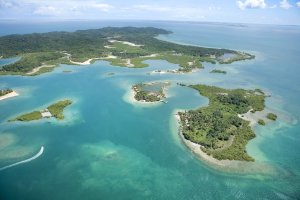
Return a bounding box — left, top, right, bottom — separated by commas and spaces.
0, 20, 299, 200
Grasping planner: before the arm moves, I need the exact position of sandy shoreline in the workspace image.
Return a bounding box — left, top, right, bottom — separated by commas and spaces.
123, 86, 163, 107
69, 58, 101, 65
26, 65, 55, 75
173, 110, 275, 174
123, 81, 170, 107
0, 91, 19, 101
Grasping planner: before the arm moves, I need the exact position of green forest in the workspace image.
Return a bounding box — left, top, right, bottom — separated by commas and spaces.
0, 27, 254, 75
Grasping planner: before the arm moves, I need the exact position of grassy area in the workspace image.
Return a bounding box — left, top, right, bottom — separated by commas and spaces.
9, 99, 72, 122
1, 52, 63, 73
9, 111, 42, 121
155, 53, 203, 72
47, 100, 72, 120
178, 84, 267, 161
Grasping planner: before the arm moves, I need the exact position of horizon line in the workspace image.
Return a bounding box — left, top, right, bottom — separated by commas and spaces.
0, 18, 299, 27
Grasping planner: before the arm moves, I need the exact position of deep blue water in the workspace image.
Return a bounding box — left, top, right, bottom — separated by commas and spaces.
0, 21, 299, 200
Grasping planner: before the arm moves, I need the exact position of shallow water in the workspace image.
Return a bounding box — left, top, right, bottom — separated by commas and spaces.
0, 21, 299, 199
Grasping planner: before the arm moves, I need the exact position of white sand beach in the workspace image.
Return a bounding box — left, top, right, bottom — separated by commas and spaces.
140, 54, 158, 58
173, 110, 275, 174
0, 91, 19, 101
126, 59, 134, 67
26, 65, 55, 75
123, 86, 162, 107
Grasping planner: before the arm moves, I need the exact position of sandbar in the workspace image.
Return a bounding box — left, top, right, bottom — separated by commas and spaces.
0, 91, 19, 101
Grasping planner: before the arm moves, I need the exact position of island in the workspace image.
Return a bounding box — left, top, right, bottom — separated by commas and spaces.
178, 84, 267, 162
258, 119, 266, 126
0, 88, 19, 101
267, 113, 277, 121
0, 27, 254, 75
9, 100, 72, 122
132, 82, 170, 103
210, 69, 227, 74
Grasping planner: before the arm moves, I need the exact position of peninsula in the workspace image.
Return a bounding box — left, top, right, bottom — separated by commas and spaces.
9, 100, 72, 122
0, 27, 254, 75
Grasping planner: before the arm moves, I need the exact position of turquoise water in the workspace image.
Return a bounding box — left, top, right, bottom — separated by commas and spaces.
0, 57, 20, 68
0, 21, 299, 199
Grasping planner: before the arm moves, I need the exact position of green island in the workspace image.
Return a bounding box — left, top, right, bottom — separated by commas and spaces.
0, 27, 254, 75
267, 113, 277, 121
258, 119, 266, 126
0, 88, 13, 96
133, 82, 170, 102
178, 85, 267, 161
9, 100, 72, 121
210, 69, 227, 74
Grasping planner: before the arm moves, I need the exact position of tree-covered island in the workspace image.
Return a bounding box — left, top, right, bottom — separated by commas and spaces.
9, 100, 72, 122
0, 88, 13, 96
0, 27, 254, 75
133, 82, 170, 102
178, 85, 267, 161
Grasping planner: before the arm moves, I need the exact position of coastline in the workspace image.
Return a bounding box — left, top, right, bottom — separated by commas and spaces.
0, 91, 19, 101
69, 58, 100, 65
173, 109, 275, 175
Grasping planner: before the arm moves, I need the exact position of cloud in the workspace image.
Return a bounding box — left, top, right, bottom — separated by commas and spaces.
90, 3, 113, 12
0, 0, 18, 8
237, 0, 266, 10
297, 2, 300, 7
279, 0, 292, 9
269, 4, 277, 9
133, 5, 170, 12
33, 5, 61, 16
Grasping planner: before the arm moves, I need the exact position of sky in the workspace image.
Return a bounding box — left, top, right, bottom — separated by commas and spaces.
0, 0, 300, 25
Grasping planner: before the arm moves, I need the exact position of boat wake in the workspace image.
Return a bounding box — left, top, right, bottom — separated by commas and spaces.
0, 146, 44, 171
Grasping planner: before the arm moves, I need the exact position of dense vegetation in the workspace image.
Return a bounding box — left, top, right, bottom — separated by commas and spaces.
0, 27, 254, 75
210, 69, 227, 74
258, 119, 266, 125
267, 113, 277, 121
133, 82, 169, 102
178, 85, 266, 161
0, 88, 13, 96
10, 99, 72, 121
